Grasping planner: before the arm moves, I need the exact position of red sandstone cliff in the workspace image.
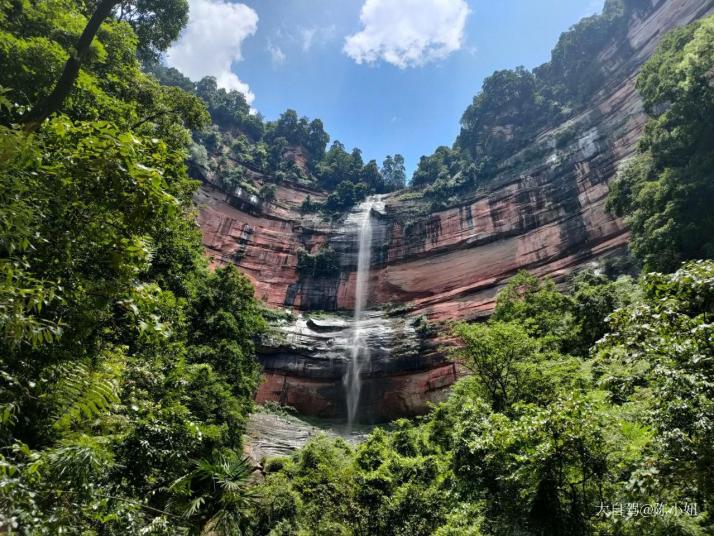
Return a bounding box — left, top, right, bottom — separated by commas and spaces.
194, 0, 714, 420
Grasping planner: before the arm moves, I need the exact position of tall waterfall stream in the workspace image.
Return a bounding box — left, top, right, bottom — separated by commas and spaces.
344, 197, 376, 430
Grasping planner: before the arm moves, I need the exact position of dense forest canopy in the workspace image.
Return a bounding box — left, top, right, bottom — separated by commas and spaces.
0, 0, 713, 534
1, 0, 267, 532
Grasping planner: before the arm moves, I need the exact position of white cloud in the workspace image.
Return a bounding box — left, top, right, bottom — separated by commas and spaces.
301, 28, 316, 51
165, 0, 258, 103
344, 0, 469, 68
300, 25, 337, 52
268, 41, 286, 65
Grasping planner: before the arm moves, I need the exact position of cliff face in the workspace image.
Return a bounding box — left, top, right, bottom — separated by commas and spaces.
196, 0, 714, 420
254, 310, 453, 422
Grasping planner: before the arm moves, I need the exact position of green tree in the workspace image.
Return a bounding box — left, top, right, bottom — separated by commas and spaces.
382, 153, 406, 191
535, 0, 645, 105
16, 0, 191, 129
452, 396, 609, 536
117, 0, 189, 63
492, 271, 574, 349
196, 76, 264, 139
168, 454, 257, 534
594, 261, 714, 519
411, 146, 466, 190
324, 180, 369, 212
0, 1, 265, 531
452, 321, 540, 412
566, 271, 638, 355
305, 118, 330, 162
259, 183, 278, 203
187, 266, 266, 407
360, 159, 383, 192
457, 67, 555, 164
264, 109, 329, 164
607, 15, 714, 271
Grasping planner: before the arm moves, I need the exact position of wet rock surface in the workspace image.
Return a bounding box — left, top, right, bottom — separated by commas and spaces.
255, 310, 452, 421
258, 311, 435, 380
244, 410, 372, 462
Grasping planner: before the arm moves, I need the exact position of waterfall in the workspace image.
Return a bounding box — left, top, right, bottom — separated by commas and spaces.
344, 198, 375, 430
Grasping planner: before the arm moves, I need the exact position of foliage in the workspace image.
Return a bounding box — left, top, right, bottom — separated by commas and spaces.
593, 261, 714, 530
149, 67, 264, 141
264, 109, 329, 164
259, 183, 277, 203
411, 146, 469, 190
324, 180, 369, 213
251, 262, 714, 535
300, 194, 320, 214
151, 62, 404, 206
0, 113, 266, 535
492, 271, 574, 348
196, 76, 265, 140
296, 247, 340, 278
457, 67, 560, 165
491, 269, 639, 356
2, 1, 713, 534
535, 0, 647, 106
0, 0, 207, 137
607, 15, 714, 271
453, 321, 550, 412
152, 63, 401, 206
453, 395, 609, 535
117, 0, 189, 63
567, 270, 639, 354
168, 454, 258, 533
314, 141, 365, 190
0, 2, 265, 533
381, 154, 407, 191
308, 141, 399, 209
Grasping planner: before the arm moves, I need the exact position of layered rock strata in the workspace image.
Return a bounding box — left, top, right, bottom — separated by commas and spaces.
195, 0, 714, 419
255, 311, 452, 420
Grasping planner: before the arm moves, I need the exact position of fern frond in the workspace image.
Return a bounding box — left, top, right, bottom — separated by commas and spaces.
42, 434, 115, 486
46, 360, 121, 431
184, 496, 205, 519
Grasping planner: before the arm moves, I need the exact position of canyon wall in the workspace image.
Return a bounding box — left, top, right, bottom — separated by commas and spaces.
195, 0, 714, 420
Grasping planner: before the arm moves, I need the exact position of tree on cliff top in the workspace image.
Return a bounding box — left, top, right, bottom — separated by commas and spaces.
382, 154, 407, 191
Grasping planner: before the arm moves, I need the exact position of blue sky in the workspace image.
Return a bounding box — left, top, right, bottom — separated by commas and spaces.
166, 0, 605, 176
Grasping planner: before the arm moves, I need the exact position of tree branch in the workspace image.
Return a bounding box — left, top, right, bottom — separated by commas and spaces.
22, 0, 120, 131
131, 107, 183, 130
